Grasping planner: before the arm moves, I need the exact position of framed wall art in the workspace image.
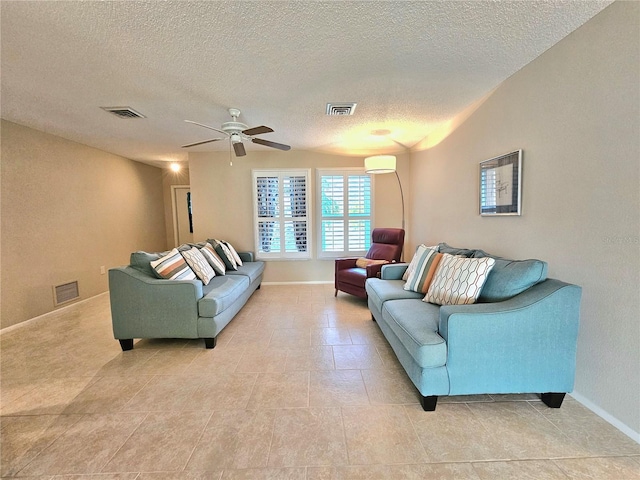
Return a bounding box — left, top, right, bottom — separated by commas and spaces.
479, 150, 522, 216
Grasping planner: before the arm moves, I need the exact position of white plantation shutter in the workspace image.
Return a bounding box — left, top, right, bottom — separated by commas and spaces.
253, 169, 311, 259
317, 169, 372, 258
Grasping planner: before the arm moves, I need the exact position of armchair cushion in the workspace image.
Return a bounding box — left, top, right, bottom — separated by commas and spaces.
355, 257, 389, 268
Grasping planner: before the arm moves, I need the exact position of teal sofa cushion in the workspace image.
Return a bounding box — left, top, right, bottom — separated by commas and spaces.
437, 242, 476, 257
130, 251, 165, 278
226, 261, 265, 284
199, 275, 250, 317
366, 278, 423, 313
381, 299, 447, 368
477, 257, 548, 302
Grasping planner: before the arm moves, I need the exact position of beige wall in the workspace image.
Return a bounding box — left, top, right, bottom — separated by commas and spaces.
1, 121, 167, 329
409, 2, 639, 435
189, 149, 409, 283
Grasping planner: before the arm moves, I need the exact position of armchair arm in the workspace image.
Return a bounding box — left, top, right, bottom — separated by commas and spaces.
380, 263, 409, 280
366, 263, 385, 278
335, 257, 358, 271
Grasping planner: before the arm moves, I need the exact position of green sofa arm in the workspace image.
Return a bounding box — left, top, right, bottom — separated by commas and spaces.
438, 279, 582, 394
380, 263, 409, 280
109, 267, 203, 341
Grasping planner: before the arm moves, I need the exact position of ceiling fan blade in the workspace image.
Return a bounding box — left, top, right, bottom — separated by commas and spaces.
242, 125, 274, 136
184, 120, 228, 136
252, 137, 291, 151
181, 138, 224, 148
233, 141, 246, 157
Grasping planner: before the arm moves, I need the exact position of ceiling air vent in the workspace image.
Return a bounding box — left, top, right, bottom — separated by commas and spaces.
100, 106, 146, 119
326, 103, 357, 116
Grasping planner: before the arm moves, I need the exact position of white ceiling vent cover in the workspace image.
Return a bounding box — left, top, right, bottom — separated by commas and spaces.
53, 281, 80, 306
326, 103, 357, 116
100, 106, 146, 119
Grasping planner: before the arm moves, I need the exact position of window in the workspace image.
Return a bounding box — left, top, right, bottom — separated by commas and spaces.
317, 169, 372, 258
252, 169, 311, 260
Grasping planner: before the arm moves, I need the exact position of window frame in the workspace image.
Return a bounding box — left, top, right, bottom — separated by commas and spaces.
252, 168, 312, 261
316, 167, 374, 259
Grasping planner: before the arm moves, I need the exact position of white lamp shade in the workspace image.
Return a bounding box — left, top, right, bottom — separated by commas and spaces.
364, 155, 396, 174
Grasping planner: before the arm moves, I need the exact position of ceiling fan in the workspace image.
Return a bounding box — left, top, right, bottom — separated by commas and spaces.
182, 108, 291, 157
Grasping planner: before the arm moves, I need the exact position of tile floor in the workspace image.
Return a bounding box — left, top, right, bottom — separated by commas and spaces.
1, 284, 639, 479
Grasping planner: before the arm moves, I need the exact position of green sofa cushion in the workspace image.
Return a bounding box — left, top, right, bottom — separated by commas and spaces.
477, 257, 548, 302
199, 275, 250, 317
130, 251, 165, 278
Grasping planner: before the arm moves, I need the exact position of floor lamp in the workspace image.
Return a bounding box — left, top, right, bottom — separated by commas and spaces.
364, 155, 405, 231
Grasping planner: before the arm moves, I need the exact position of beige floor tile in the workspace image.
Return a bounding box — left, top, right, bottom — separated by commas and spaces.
190, 372, 259, 410
226, 329, 274, 349
91, 349, 159, 376
186, 346, 246, 372
285, 346, 335, 371
1, 414, 82, 476
51, 475, 141, 480
102, 410, 211, 472
345, 325, 386, 346
1, 377, 44, 409
332, 345, 384, 370
268, 408, 348, 467
532, 398, 640, 456
308, 462, 480, 479
139, 473, 222, 480
220, 467, 307, 479
404, 402, 512, 462
18, 413, 147, 476
1, 377, 96, 416
439, 394, 494, 403
472, 460, 569, 479
247, 372, 310, 408
120, 375, 206, 412
341, 405, 428, 465
269, 328, 311, 348
131, 348, 202, 375
186, 409, 276, 471
235, 348, 288, 373
63, 375, 153, 414
360, 369, 419, 405
310, 328, 352, 346
309, 370, 369, 407
470, 401, 591, 459
555, 456, 640, 479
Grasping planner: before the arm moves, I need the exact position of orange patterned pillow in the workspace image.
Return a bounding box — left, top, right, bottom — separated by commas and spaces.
355, 258, 389, 269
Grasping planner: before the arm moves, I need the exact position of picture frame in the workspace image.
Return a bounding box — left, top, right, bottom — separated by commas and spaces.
479, 150, 522, 216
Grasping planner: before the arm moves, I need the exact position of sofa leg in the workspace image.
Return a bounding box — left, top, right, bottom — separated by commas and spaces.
204, 337, 217, 349
257, 284, 261, 290
371, 314, 376, 322
334, 289, 338, 297
541, 392, 566, 408
119, 339, 133, 351
420, 395, 438, 411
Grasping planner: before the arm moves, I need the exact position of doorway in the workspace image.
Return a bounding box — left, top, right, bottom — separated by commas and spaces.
171, 185, 194, 246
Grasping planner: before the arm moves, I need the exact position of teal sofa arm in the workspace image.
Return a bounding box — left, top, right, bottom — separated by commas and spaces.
381, 263, 409, 280
438, 279, 582, 395
109, 267, 203, 341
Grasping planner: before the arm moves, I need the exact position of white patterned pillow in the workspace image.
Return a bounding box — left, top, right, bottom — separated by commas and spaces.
200, 243, 226, 275
222, 241, 243, 266
181, 247, 216, 285
404, 245, 443, 293
209, 239, 238, 271
150, 248, 197, 281
424, 254, 496, 305
403, 244, 437, 281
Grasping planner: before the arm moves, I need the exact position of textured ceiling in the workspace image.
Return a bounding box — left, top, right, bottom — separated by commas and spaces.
1, 1, 613, 166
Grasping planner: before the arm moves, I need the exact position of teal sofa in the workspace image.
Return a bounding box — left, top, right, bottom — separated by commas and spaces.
109, 250, 264, 351
365, 244, 581, 411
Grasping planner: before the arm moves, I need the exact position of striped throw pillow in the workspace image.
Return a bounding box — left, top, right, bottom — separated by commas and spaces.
402, 244, 438, 281
150, 248, 197, 281
200, 243, 226, 275
181, 247, 216, 285
424, 254, 496, 305
222, 241, 243, 266
209, 239, 238, 271
404, 246, 443, 293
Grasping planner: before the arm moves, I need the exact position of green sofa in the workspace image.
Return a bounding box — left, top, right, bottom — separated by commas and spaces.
365, 243, 582, 411
109, 249, 264, 350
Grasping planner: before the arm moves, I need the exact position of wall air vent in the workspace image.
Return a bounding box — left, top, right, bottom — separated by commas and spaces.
53, 281, 80, 306
326, 103, 357, 116
100, 106, 146, 119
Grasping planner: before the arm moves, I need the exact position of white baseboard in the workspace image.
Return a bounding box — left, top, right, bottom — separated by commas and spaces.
261, 281, 333, 286
570, 391, 640, 444
0, 291, 109, 335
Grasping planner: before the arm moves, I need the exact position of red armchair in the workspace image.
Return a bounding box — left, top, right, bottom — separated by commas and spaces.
334, 228, 405, 298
